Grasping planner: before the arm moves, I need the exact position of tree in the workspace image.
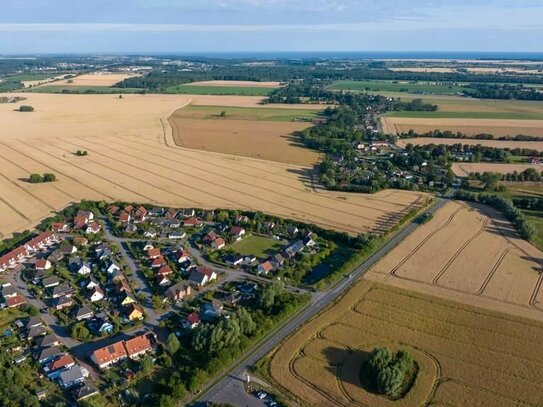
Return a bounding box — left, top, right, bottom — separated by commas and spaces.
366, 348, 413, 398
166, 333, 181, 354
235, 307, 257, 336
18, 105, 34, 112
71, 322, 90, 341
140, 355, 153, 375
220, 110, 226, 117
28, 173, 43, 183
43, 173, 56, 182
22, 304, 39, 316
481, 172, 501, 191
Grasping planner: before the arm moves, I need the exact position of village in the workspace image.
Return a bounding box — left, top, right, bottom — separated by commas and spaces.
0, 201, 331, 405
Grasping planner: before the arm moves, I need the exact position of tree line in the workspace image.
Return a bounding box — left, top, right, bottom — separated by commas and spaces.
465, 83, 543, 100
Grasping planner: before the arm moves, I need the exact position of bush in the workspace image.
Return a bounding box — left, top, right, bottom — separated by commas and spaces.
366, 348, 413, 398
18, 105, 34, 112
28, 172, 56, 183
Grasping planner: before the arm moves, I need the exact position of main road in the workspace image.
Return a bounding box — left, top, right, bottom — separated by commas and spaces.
197, 198, 447, 406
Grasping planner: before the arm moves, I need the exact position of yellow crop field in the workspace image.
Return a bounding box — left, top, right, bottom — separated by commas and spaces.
0, 92, 425, 238
267, 279, 543, 406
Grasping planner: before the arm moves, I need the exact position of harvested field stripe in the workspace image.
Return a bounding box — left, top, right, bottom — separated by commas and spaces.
132, 135, 407, 211
48, 138, 203, 207
0, 196, 30, 221
476, 249, 510, 295
96, 137, 382, 222
57, 136, 365, 233
0, 140, 113, 201
78, 137, 374, 232
433, 216, 490, 285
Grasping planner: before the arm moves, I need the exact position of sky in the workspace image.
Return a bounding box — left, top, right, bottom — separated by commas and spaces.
0, 0, 542, 54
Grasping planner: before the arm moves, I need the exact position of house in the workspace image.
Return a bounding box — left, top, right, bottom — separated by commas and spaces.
236, 215, 250, 224
120, 292, 137, 306
202, 299, 223, 319
203, 231, 219, 244
119, 211, 131, 223
124, 333, 153, 359
125, 224, 138, 234
27, 325, 47, 340
182, 312, 200, 329
147, 248, 161, 259
32, 269, 46, 284
54, 295, 74, 310
183, 217, 203, 228
97, 247, 113, 261
77, 210, 94, 222
1, 285, 18, 298
165, 219, 182, 228
157, 265, 172, 276
230, 226, 246, 241
58, 366, 89, 388
59, 242, 77, 254
180, 208, 195, 218
72, 382, 99, 402
211, 237, 226, 250
224, 254, 243, 267
75, 306, 94, 321
173, 250, 191, 264
107, 205, 120, 215
116, 278, 131, 294
165, 208, 178, 219
47, 250, 64, 264
125, 303, 144, 321
35, 333, 60, 348
150, 256, 167, 269
26, 316, 43, 330
124, 205, 134, 214
284, 240, 304, 258
168, 231, 186, 240
187, 266, 217, 287
0, 246, 27, 272
69, 256, 91, 275
286, 225, 299, 235
51, 222, 69, 233
257, 261, 273, 275
224, 291, 241, 306
35, 259, 51, 271
156, 274, 171, 287
303, 232, 316, 247
164, 281, 192, 301
244, 255, 257, 265
83, 276, 99, 290
143, 242, 154, 251
91, 341, 128, 369
134, 206, 148, 223
37, 346, 64, 365
148, 207, 165, 217
42, 276, 60, 288
50, 283, 74, 299
5, 294, 26, 308
143, 229, 157, 238
88, 318, 113, 335
88, 286, 105, 302
24, 231, 57, 252
270, 253, 285, 268
85, 222, 102, 234
44, 354, 76, 379
73, 236, 89, 247
105, 261, 121, 275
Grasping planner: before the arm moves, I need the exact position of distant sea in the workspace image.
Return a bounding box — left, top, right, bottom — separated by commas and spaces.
173, 51, 543, 61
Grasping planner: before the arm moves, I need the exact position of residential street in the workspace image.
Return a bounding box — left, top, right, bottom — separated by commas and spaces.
197, 198, 447, 406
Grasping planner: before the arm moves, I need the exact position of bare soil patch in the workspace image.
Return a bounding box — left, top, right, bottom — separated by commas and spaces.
267, 279, 543, 406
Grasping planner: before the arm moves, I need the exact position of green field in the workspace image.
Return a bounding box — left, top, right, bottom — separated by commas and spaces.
327, 80, 469, 95
24, 85, 141, 94
176, 104, 323, 122
230, 234, 284, 258
523, 210, 543, 251
166, 84, 275, 96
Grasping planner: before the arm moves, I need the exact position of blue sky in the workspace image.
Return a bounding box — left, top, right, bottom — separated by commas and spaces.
1, 0, 542, 54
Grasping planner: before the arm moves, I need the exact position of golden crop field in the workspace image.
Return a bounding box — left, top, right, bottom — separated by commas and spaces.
396, 137, 543, 151
365, 201, 543, 322
267, 280, 543, 407
452, 162, 543, 176
183, 80, 283, 88
381, 117, 543, 137
0, 92, 425, 238
37, 72, 141, 87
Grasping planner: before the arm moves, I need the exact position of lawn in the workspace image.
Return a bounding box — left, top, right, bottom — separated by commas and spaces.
230, 234, 285, 258
523, 209, 543, 251
165, 84, 275, 96
177, 104, 323, 122
0, 307, 26, 327
326, 80, 469, 95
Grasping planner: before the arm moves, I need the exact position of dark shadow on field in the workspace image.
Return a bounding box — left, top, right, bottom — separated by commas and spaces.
284, 133, 311, 150
286, 167, 315, 190
322, 346, 371, 388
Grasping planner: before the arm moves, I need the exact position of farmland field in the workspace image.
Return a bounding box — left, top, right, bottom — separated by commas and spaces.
365, 201, 543, 321
39, 73, 141, 87
166, 80, 283, 96
452, 162, 543, 176
168, 104, 323, 165
267, 279, 543, 406
326, 80, 468, 95
381, 116, 543, 137
396, 137, 543, 151
0, 92, 426, 238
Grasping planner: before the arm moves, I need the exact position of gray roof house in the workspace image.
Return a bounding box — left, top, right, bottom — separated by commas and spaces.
58, 366, 89, 389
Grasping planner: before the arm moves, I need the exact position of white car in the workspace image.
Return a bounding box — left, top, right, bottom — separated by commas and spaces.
257, 391, 267, 399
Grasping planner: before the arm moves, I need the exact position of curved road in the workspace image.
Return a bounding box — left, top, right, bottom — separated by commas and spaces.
197, 198, 447, 406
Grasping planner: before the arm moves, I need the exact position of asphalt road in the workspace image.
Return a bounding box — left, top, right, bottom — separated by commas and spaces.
198, 198, 447, 406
